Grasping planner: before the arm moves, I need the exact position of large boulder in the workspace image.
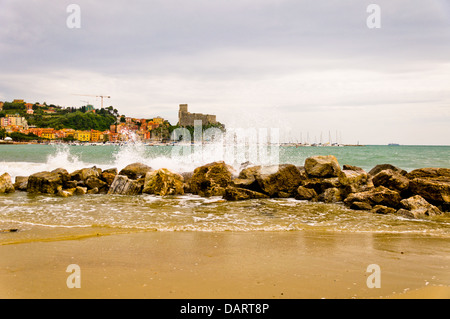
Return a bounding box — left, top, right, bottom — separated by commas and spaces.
0, 173, 15, 194
368, 164, 407, 177
406, 167, 450, 180
189, 161, 234, 197
409, 177, 450, 206
256, 164, 305, 197
397, 195, 442, 219
101, 168, 118, 187
338, 168, 372, 196
27, 171, 63, 194
295, 186, 318, 201
344, 186, 402, 210
107, 175, 143, 195
223, 186, 269, 201
304, 155, 341, 178
231, 165, 265, 192
371, 169, 409, 192
70, 167, 100, 182
85, 176, 107, 190
118, 163, 152, 180
52, 168, 71, 185
142, 168, 184, 196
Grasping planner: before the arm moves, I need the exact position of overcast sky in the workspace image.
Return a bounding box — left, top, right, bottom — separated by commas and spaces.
1, 0, 449, 145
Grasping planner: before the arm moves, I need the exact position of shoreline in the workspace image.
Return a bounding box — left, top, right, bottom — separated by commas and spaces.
1, 230, 449, 299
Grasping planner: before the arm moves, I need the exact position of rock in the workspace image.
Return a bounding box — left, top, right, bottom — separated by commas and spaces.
57, 188, 76, 197
406, 167, 450, 180
409, 177, 450, 205
0, 173, 15, 194
344, 186, 402, 209
27, 171, 62, 194
189, 161, 234, 197
338, 168, 372, 196
223, 186, 269, 201
64, 180, 78, 189
350, 201, 373, 210
14, 176, 28, 191
74, 186, 87, 195
231, 166, 265, 193
103, 168, 118, 175
107, 175, 143, 195
101, 171, 117, 187
371, 205, 396, 214
368, 164, 407, 177
318, 187, 342, 203
118, 163, 152, 180
70, 167, 100, 182
304, 155, 341, 178
87, 187, 99, 194
398, 195, 442, 219
256, 164, 305, 197
51, 168, 70, 185
372, 169, 409, 192
295, 186, 318, 201
301, 177, 341, 195
343, 164, 364, 171
85, 176, 107, 190
142, 168, 184, 196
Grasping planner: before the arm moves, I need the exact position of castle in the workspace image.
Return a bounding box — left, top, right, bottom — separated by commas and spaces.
178, 104, 217, 127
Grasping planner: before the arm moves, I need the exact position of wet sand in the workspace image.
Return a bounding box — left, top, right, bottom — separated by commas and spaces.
0, 230, 449, 299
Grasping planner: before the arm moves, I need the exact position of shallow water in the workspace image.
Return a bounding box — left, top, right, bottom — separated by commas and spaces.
1, 192, 449, 242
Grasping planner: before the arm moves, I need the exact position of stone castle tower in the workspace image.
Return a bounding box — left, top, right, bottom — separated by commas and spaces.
178, 104, 217, 127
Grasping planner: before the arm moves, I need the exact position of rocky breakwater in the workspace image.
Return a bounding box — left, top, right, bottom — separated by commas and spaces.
1, 156, 449, 220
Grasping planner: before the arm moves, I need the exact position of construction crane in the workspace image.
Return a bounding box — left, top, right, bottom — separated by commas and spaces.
72, 94, 111, 108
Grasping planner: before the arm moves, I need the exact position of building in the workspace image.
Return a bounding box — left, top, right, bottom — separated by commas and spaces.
25, 103, 34, 115
74, 130, 91, 142
41, 128, 56, 140
178, 104, 217, 127
90, 130, 103, 142
0, 115, 28, 129
0, 102, 4, 111
85, 104, 95, 113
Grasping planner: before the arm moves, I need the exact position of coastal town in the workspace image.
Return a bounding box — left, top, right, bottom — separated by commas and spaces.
0, 100, 221, 144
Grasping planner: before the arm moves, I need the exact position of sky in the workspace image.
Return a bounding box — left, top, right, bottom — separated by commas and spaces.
1, 0, 449, 145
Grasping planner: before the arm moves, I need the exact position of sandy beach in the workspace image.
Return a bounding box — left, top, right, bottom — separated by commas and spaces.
0, 230, 449, 299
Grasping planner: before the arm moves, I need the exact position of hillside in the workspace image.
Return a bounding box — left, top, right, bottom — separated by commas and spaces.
0, 101, 117, 131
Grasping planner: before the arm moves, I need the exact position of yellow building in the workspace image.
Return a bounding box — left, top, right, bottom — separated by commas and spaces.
41, 128, 56, 140
74, 130, 91, 142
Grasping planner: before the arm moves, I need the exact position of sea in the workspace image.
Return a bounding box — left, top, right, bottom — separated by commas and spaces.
0, 143, 449, 239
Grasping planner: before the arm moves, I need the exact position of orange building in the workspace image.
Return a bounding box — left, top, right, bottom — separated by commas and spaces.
90, 130, 103, 142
